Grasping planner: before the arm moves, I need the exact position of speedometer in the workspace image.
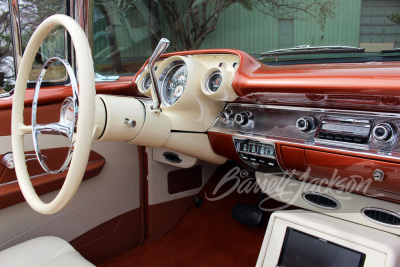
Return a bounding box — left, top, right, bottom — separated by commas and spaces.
160, 61, 188, 106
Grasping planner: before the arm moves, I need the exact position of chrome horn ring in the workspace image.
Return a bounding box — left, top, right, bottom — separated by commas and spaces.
32, 57, 78, 174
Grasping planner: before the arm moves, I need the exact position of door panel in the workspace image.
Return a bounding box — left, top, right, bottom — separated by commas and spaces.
0, 94, 142, 260
0, 140, 141, 252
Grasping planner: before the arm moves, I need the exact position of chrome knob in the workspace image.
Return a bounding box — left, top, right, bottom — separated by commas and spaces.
296, 116, 316, 133
373, 169, 385, 182
124, 118, 137, 128
235, 112, 253, 126
373, 123, 394, 142
218, 109, 234, 124
2, 153, 14, 169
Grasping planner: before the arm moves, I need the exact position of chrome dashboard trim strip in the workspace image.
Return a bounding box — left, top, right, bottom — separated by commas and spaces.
225, 103, 400, 118
209, 103, 400, 162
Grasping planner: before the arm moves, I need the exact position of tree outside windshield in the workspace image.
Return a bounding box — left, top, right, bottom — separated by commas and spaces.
0, 0, 65, 92
2, 0, 400, 85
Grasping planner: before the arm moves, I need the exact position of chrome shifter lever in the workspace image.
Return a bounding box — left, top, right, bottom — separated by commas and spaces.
148, 38, 170, 111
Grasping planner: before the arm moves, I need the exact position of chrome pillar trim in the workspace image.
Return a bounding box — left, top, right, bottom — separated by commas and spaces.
148, 38, 170, 111
32, 57, 78, 174
75, 0, 93, 54
8, 0, 22, 78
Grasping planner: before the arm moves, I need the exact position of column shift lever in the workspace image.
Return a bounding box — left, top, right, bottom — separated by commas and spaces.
148, 38, 170, 111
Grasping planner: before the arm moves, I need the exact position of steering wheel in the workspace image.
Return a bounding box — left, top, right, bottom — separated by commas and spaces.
11, 15, 95, 214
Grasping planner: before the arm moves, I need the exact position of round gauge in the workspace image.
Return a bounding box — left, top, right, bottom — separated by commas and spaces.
142, 74, 152, 91
60, 97, 76, 126
206, 72, 223, 92
161, 61, 188, 106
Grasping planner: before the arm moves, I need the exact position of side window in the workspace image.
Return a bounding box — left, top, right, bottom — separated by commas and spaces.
0, 3, 14, 92
21, 1, 66, 83
0, 0, 66, 93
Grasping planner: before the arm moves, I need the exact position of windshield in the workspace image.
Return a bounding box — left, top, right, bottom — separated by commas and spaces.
93, 0, 400, 75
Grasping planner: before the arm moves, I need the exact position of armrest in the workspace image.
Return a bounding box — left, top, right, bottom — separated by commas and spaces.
0, 148, 105, 210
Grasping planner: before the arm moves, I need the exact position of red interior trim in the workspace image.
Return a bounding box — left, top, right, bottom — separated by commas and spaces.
207, 131, 400, 203
71, 208, 142, 265
0, 148, 105, 210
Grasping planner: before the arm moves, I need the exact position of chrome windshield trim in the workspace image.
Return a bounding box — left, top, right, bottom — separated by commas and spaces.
260, 45, 365, 57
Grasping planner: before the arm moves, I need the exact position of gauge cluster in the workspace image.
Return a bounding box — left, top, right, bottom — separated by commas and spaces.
159, 61, 188, 106
206, 71, 223, 93
135, 54, 239, 106
141, 74, 152, 92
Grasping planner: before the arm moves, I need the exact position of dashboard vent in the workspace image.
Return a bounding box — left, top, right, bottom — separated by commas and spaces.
361, 208, 400, 227
302, 192, 340, 209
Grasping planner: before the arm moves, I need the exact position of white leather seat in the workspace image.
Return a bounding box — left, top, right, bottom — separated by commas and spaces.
0, 236, 95, 267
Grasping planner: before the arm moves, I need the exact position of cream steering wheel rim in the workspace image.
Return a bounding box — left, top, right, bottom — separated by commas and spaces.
11, 14, 95, 214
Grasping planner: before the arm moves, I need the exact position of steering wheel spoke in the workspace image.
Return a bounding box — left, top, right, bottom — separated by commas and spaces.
34, 122, 74, 139
18, 124, 33, 135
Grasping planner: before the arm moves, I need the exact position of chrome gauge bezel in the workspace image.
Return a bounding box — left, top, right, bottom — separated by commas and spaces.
206, 71, 223, 93
158, 60, 187, 106
141, 73, 152, 92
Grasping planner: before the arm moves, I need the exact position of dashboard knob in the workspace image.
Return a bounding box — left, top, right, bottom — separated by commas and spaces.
373, 123, 394, 142
296, 117, 316, 133
235, 112, 253, 126
218, 109, 234, 124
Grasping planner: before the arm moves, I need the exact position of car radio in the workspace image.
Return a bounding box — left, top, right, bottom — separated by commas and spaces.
314, 116, 373, 149
233, 137, 281, 172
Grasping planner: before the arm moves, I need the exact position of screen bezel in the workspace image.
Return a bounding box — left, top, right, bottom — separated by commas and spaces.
277, 227, 366, 267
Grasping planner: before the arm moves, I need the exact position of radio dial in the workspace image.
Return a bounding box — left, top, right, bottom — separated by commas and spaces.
373, 123, 394, 142
235, 112, 253, 126
296, 117, 316, 133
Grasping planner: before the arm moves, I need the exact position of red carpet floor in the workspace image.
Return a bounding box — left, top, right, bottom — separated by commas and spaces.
101, 164, 285, 267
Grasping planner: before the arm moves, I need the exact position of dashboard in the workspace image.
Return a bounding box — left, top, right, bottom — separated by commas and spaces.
133, 49, 400, 205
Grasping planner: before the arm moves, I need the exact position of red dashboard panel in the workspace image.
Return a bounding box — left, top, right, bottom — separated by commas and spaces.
280, 146, 307, 173
150, 49, 400, 111
207, 131, 400, 203
304, 150, 400, 197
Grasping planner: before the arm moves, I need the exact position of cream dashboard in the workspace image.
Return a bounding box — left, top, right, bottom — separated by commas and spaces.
128, 49, 400, 235
132, 50, 400, 203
